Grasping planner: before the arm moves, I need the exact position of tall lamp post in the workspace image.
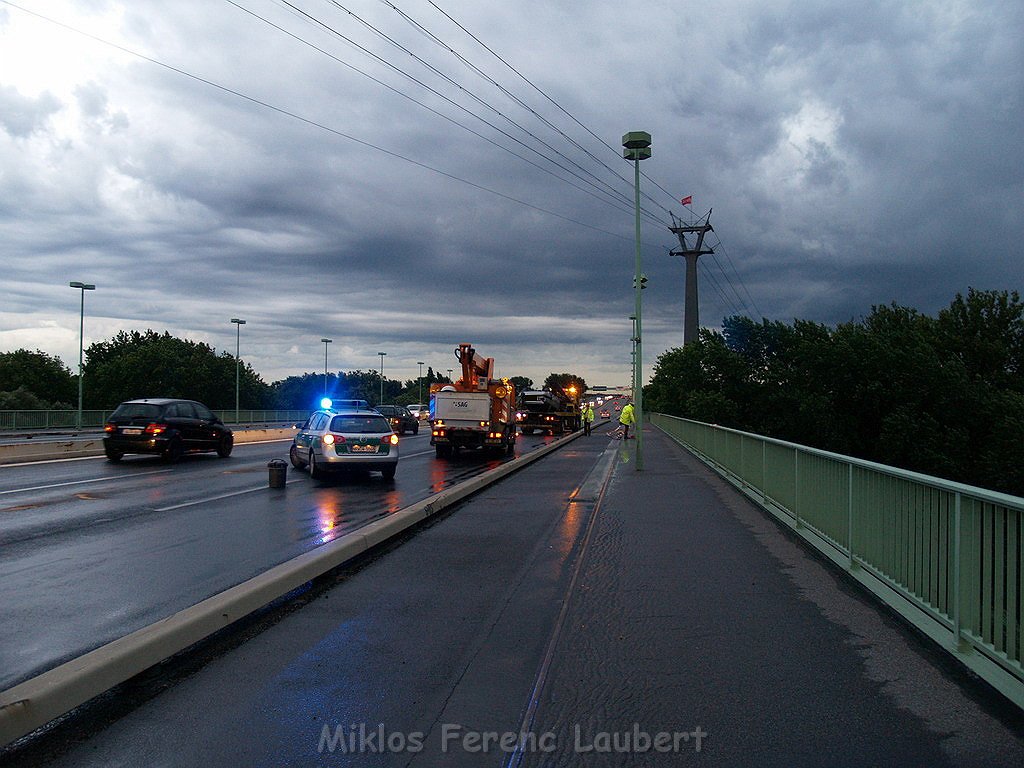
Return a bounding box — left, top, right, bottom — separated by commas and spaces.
623, 130, 651, 471
377, 352, 387, 405
69, 281, 95, 429
417, 361, 425, 407
230, 318, 245, 424
447, 368, 453, 383
629, 314, 637, 402
321, 338, 332, 402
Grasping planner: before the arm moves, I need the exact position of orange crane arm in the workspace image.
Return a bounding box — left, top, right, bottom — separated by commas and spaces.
454, 343, 494, 389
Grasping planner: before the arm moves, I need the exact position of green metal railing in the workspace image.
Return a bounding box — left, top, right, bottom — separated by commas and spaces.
0, 409, 311, 430
652, 412, 1024, 709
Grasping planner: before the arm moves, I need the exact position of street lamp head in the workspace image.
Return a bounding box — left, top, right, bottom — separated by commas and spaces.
69, 281, 95, 290
321, 338, 332, 343
231, 318, 246, 325
417, 361, 424, 365
622, 131, 651, 160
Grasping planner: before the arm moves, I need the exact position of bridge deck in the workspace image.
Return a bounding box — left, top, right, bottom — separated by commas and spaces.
8, 427, 1023, 766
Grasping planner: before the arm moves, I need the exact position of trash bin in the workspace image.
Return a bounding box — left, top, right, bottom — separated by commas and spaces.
267, 459, 287, 488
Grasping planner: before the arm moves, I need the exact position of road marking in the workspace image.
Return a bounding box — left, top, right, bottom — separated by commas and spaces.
0, 469, 174, 496
400, 449, 435, 459
154, 478, 303, 512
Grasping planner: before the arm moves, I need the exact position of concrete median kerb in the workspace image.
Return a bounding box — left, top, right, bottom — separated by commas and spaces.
0, 429, 584, 748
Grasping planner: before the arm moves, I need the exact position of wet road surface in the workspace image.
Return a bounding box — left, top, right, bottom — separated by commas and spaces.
0, 431, 564, 689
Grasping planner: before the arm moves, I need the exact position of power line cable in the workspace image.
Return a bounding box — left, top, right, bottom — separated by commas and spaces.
1, 0, 648, 245
314, 0, 656, 221
226, 0, 644, 222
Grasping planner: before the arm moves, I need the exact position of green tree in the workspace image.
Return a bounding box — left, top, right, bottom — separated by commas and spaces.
0, 349, 76, 407
509, 376, 534, 392
83, 330, 272, 409
542, 372, 587, 398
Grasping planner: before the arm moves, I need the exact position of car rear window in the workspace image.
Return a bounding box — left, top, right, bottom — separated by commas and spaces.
330, 415, 392, 433
110, 403, 163, 420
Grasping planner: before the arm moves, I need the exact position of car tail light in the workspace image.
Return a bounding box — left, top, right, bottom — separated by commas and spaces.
323, 434, 346, 445
145, 423, 168, 435
383, 434, 399, 446
103, 423, 115, 433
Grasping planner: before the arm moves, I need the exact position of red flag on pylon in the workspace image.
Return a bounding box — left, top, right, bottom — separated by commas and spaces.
680, 195, 693, 206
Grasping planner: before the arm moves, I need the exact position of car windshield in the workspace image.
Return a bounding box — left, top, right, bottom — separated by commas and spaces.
330, 415, 392, 433
111, 403, 163, 420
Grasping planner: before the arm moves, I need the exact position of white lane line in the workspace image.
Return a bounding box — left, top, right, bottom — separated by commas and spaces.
156, 448, 434, 511
0, 469, 174, 496
152, 481, 303, 512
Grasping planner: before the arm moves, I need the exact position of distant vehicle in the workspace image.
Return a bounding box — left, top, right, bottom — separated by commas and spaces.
516, 388, 580, 435
103, 398, 233, 462
406, 403, 429, 420
290, 404, 399, 480
375, 405, 419, 435
600, 410, 610, 419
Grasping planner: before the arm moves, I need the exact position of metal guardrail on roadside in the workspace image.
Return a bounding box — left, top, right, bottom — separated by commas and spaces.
651, 412, 1024, 710
0, 409, 312, 430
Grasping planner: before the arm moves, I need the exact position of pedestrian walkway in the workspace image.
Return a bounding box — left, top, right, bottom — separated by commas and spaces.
521, 425, 1024, 766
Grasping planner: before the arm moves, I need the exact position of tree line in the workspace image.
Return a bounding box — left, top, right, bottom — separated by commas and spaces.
645, 288, 1024, 496
0, 330, 572, 413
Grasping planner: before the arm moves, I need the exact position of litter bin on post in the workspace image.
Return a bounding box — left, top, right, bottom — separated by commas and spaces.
267, 459, 287, 488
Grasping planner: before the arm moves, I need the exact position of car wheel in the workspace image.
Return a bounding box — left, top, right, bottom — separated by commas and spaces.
289, 444, 307, 469
162, 436, 184, 463
381, 464, 396, 480
216, 435, 233, 458
309, 449, 324, 480
105, 449, 123, 463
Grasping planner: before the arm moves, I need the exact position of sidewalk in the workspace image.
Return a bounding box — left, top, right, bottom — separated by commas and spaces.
522, 425, 1024, 766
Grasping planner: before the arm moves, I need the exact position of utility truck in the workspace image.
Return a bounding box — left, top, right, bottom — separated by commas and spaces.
429, 343, 516, 458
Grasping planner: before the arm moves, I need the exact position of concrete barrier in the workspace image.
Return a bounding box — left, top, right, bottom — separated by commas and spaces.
0, 430, 583, 747
0, 427, 297, 465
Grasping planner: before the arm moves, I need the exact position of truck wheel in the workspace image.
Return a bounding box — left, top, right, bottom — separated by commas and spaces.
435, 444, 452, 458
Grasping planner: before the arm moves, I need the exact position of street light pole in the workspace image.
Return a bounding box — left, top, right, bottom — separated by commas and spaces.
417, 361, 424, 407
230, 318, 245, 424
69, 281, 95, 430
623, 131, 651, 471
321, 338, 332, 400
447, 368, 453, 383
377, 352, 387, 405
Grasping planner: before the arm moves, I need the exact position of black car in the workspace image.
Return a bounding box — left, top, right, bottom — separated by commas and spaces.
103, 398, 233, 462
374, 405, 419, 435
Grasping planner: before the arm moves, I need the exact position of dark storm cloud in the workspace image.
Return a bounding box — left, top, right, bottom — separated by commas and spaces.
1, 0, 1021, 385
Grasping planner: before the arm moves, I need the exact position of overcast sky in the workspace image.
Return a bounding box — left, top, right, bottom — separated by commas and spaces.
1, 0, 1021, 391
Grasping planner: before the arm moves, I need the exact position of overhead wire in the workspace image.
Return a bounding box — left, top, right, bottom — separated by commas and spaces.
0, 0, 646, 245
225, 0, 645, 223
309, 0, 665, 225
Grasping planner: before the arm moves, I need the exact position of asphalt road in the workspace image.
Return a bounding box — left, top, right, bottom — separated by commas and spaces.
0, 428, 573, 690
